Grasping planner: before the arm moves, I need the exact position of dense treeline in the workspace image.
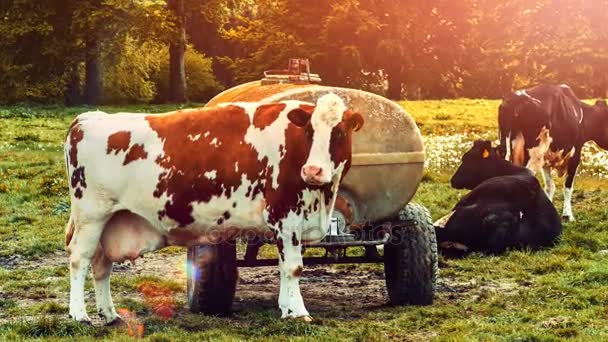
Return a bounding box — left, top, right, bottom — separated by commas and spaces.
1, 0, 607, 104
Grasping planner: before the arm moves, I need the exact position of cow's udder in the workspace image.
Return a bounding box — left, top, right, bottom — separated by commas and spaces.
100, 210, 166, 263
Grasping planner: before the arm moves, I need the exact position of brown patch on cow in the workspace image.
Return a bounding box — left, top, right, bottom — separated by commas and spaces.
292, 265, 303, 278
70, 259, 80, 271
124, 144, 148, 165
71, 166, 86, 198
291, 232, 299, 246
165, 227, 240, 247
146, 105, 277, 226
277, 237, 285, 262
252, 103, 286, 129
107, 131, 131, 155
68, 125, 84, 168
65, 218, 75, 248
329, 110, 357, 175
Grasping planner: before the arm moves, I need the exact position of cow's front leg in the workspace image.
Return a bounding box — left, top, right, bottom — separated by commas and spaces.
276, 227, 310, 321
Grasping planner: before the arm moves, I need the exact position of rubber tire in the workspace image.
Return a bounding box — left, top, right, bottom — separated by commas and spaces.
384, 203, 438, 306
187, 242, 238, 315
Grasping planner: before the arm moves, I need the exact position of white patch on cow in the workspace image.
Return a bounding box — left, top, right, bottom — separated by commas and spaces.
560, 84, 570, 89
210, 137, 219, 146
204, 131, 210, 137
242, 101, 305, 189
505, 133, 512, 161
204, 170, 217, 180
526, 126, 552, 174
234, 162, 239, 173
517, 89, 542, 105
189, 174, 268, 231
69, 257, 92, 321
188, 133, 201, 141
77, 110, 107, 120
95, 274, 118, 323
302, 93, 347, 184
563, 186, 575, 221
542, 167, 556, 200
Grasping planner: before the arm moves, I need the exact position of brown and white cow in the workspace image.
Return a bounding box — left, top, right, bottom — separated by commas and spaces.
497, 84, 608, 221
64, 93, 363, 324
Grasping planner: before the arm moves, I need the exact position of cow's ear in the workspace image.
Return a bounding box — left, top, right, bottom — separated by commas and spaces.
347, 112, 364, 132
287, 107, 312, 127
482, 148, 490, 159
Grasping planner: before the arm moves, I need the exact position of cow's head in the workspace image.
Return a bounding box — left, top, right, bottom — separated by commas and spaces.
287, 93, 364, 186
451, 140, 516, 189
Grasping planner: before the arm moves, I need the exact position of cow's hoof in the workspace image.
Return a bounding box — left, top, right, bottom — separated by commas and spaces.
78, 319, 93, 326
293, 315, 313, 323
562, 215, 575, 222
106, 317, 126, 327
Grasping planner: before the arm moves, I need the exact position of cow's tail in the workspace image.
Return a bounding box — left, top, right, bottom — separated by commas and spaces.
65, 215, 75, 250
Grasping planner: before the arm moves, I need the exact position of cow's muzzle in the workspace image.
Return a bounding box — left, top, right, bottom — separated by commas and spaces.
301, 165, 330, 185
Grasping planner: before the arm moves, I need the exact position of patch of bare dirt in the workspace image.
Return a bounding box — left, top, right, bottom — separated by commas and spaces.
3, 250, 527, 325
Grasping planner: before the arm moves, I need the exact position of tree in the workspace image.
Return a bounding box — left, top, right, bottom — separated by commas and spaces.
167, 0, 187, 102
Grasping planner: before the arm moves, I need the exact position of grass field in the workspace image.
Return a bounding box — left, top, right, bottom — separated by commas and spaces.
1, 100, 608, 341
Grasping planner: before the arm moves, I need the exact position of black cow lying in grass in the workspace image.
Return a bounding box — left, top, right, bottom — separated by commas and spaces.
435, 140, 562, 257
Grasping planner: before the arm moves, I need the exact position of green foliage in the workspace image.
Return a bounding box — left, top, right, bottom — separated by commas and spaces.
153, 47, 224, 103
103, 36, 163, 103
3, 1, 608, 103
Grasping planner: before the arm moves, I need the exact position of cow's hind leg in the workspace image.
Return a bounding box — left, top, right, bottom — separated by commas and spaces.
562, 148, 581, 222
541, 166, 556, 201
275, 226, 310, 321
92, 244, 121, 325
68, 219, 107, 323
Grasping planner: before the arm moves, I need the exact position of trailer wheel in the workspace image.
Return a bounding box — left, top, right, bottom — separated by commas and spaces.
187, 242, 238, 315
384, 203, 437, 306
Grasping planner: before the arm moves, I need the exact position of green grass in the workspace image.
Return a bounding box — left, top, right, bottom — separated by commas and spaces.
1, 100, 608, 341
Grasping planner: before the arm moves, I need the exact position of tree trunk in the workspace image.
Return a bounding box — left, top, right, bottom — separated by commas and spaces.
387, 64, 403, 100
64, 62, 81, 106
168, 0, 187, 103
84, 36, 102, 105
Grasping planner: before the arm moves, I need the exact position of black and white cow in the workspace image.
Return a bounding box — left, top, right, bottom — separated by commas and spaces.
435, 140, 562, 256
497, 84, 608, 221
